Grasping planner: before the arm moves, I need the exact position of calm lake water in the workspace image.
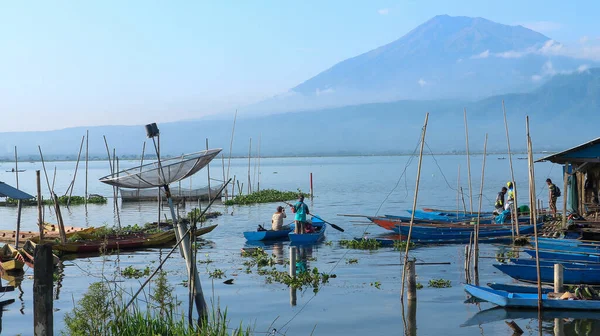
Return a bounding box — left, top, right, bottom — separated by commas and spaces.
0, 154, 585, 335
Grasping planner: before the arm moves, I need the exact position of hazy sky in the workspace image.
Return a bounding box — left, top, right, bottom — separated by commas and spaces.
0, 1, 596, 132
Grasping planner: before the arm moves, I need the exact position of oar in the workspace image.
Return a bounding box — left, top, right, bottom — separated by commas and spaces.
282, 201, 344, 232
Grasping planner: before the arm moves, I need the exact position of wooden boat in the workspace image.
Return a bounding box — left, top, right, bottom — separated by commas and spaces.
243, 224, 294, 241
409, 236, 513, 244
0, 244, 24, 271
1, 225, 94, 243
510, 258, 600, 269
50, 224, 218, 254
394, 223, 541, 238
493, 263, 600, 285
535, 242, 600, 254
487, 282, 553, 294
523, 249, 600, 263
465, 284, 600, 310
289, 218, 326, 244
19, 240, 61, 266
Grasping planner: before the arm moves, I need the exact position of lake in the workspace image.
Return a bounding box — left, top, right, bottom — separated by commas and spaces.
0, 154, 584, 335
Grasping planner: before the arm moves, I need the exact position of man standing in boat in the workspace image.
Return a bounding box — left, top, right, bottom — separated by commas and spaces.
290, 195, 310, 234
505, 181, 515, 211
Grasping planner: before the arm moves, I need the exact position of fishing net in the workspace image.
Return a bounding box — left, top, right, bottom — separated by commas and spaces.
99, 149, 222, 189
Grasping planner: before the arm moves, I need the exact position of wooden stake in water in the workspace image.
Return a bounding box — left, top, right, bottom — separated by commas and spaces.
257, 134, 261, 192
36, 170, 44, 241
206, 138, 212, 202
221, 154, 226, 201
85, 130, 89, 202
67, 135, 85, 206
562, 164, 569, 229
473, 133, 488, 281
247, 137, 252, 195
400, 113, 429, 302
464, 109, 474, 214
14, 146, 19, 188
526, 116, 543, 313
457, 165, 460, 218
503, 101, 520, 236
226, 110, 238, 200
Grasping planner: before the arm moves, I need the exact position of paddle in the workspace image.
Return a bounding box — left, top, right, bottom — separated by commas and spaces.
282, 201, 344, 232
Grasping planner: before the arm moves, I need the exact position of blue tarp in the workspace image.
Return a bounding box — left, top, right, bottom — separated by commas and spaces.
494, 209, 511, 224
0, 182, 33, 199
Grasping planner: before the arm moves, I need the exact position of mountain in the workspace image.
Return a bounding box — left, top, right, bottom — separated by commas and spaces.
2, 68, 600, 160
244, 15, 595, 115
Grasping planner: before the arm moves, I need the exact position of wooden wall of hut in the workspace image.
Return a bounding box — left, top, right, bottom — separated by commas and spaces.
573, 164, 600, 216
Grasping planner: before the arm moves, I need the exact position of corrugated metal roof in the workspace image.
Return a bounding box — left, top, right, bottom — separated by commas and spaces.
535, 137, 600, 164
0, 182, 34, 199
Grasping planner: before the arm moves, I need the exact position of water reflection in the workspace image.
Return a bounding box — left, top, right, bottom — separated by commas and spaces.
463, 307, 600, 335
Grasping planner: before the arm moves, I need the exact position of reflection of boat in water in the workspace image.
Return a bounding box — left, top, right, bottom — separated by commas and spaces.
0, 269, 24, 287
462, 306, 600, 327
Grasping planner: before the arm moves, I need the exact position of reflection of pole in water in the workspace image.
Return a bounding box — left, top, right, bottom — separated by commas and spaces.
18, 285, 24, 315
289, 246, 297, 306
406, 299, 416, 336
53, 263, 65, 300
273, 243, 284, 264
554, 318, 564, 336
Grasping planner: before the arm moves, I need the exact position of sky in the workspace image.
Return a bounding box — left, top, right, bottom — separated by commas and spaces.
0, 1, 598, 132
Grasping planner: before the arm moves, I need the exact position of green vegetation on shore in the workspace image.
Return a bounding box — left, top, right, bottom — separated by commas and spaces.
224, 189, 309, 206
2, 195, 107, 206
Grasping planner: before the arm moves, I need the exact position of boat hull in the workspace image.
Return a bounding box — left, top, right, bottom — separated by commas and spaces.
493, 263, 600, 285
243, 224, 294, 241
289, 218, 325, 244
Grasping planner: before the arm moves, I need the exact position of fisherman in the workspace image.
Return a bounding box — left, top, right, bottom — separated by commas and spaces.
271, 206, 287, 231
505, 181, 515, 211
290, 195, 310, 234
546, 178, 560, 218
494, 187, 508, 215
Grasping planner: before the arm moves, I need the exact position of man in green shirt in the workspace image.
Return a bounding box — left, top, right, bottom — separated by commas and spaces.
290, 195, 310, 234
546, 178, 559, 218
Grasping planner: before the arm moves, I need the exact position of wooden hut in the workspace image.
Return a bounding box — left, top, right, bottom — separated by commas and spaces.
536, 137, 600, 227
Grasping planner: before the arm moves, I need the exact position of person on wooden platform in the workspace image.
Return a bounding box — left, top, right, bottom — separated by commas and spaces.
290, 195, 310, 234
271, 206, 287, 231
546, 178, 561, 218
494, 187, 508, 215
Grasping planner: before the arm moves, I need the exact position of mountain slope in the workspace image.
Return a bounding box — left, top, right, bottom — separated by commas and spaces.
2, 68, 600, 159
245, 15, 594, 115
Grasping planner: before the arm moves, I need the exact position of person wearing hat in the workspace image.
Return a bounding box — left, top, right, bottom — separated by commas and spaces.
271, 206, 287, 231
505, 181, 515, 211
290, 195, 310, 234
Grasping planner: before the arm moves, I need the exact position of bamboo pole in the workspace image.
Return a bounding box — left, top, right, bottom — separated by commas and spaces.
464, 109, 474, 214
526, 116, 543, 313
400, 113, 429, 302
85, 130, 89, 202
457, 165, 460, 218
67, 135, 85, 206
257, 134, 261, 192
226, 110, 238, 200
14, 146, 19, 188
473, 134, 488, 280
36, 170, 44, 241
503, 101, 520, 236
206, 138, 212, 202
247, 137, 252, 195
562, 164, 568, 229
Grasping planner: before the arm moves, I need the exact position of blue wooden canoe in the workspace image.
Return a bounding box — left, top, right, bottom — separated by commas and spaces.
510, 258, 600, 269
487, 282, 553, 294
409, 236, 513, 244
288, 217, 325, 245
243, 223, 295, 241
535, 242, 600, 254
394, 223, 541, 238
465, 284, 600, 310
493, 263, 600, 285
523, 249, 600, 263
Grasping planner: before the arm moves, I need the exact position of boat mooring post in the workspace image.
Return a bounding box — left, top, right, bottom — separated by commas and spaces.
554, 263, 563, 293
310, 173, 313, 198
406, 299, 417, 336
406, 259, 417, 301
36, 171, 44, 242
289, 246, 297, 306
463, 245, 470, 283
33, 243, 54, 336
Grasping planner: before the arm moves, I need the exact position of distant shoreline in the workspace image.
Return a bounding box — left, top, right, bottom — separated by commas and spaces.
0, 151, 552, 163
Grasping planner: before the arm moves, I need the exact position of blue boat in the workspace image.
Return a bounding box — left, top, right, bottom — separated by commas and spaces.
288, 217, 326, 245
487, 282, 553, 294
493, 263, 600, 285
464, 284, 600, 310
394, 223, 541, 238
243, 223, 295, 241
524, 249, 600, 263
535, 242, 600, 254
510, 258, 600, 269
410, 236, 513, 244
